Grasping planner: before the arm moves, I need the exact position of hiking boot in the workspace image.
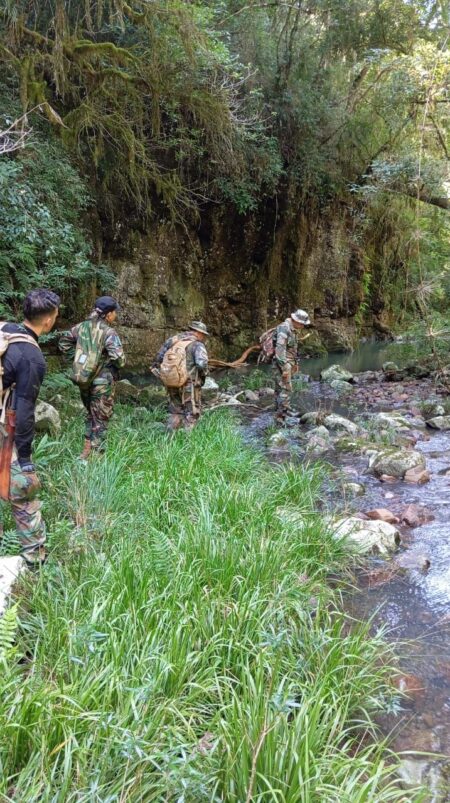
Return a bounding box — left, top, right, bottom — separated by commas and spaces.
79, 439, 92, 460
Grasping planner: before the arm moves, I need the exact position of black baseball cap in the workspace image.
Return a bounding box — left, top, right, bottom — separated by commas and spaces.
94, 296, 120, 314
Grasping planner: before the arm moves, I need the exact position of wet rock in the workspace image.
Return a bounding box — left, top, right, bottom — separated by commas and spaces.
320, 364, 353, 383
35, 400, 61, 433
400, 503, 434, 527
333, 516, 401, 555
269, 432, 290, 447
379, 474, 398, 483
396, 552, 431, 572
323, 414, 359, 435
372, 412, 411, 431
115, 379, 140, 402
365, 508, 400, 524
330, 379, 353, 394
343, 482, 366, 497
404, 466, 431, 484
370, 448, 426, 479
426, 415, 450, 430
395, 673, 426, 699
244, 389, 259, 402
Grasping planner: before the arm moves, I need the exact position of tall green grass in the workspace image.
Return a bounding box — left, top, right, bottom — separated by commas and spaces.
0, 409, 417, 800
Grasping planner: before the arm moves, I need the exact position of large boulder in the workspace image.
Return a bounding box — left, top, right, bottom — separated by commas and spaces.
370, 448, 426, 479
320, 364, 353, 383
333, 516, 401, 555
426, 415, 450, 431
34, 401, 61, 433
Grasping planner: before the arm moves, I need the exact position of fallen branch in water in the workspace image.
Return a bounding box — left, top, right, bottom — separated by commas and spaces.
209, 344, 260, 369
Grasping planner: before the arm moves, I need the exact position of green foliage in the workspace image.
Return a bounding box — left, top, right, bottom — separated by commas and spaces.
0, 603, 18, 662
0, 411, 416, 799
0, 131, 105, 319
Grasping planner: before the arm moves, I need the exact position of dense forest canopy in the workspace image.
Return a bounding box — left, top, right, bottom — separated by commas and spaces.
0, 0, 448, 324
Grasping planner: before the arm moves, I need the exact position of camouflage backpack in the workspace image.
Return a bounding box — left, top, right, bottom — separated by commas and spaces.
70, 318, 108, 389
257, 327, 277, 364
159, 336, 195, 388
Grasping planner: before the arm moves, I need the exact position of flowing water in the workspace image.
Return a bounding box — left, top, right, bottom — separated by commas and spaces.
130, 342, 450, 795
231, 349, 450, 797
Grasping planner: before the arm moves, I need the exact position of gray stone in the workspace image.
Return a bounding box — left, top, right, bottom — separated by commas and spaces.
259, 387, 275, 396
370, 448, 426, 479
323, 414, 359, 435
308, 425, 330, 440
203, 377, 219, 392
426, 415, 450, 431
269, 431, 290, 447
305, 435, 332, 455
320, 364, 353, 383
372, 412, 411, 431
34, 401, 61, 433
244, 389, 259, 402
343, 482, 366, 497
333, 516, 401, 555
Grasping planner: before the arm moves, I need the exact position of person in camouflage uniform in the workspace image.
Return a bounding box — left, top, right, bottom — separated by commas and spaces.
0, 289, 60, 567
272, 309, 311, 421
59, 297, 125, 458
154, 321, 209, 431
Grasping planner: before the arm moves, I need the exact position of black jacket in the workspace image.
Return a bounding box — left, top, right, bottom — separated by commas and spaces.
2, 323, 46, 465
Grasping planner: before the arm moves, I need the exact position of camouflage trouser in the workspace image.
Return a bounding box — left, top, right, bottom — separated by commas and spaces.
80, 372, 115, 451
273, 362, 295, 418
0, 446, 46, 565
167, 382, 202, 430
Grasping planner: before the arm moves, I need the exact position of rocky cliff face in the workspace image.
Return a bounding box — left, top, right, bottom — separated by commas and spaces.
111, 201, 387, 368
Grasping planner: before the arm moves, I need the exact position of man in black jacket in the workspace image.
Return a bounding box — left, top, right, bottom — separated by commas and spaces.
1, 289, 60, 567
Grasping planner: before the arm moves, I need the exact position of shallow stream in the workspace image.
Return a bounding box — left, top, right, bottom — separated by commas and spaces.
225, 347, 450, 797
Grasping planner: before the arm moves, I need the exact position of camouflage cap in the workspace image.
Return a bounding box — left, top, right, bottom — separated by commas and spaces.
291, 309, 311, 325
189, 320, 210, 336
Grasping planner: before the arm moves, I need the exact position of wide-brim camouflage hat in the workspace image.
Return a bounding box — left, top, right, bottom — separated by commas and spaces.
189, 320, 210, 336
291, 309, 311, 325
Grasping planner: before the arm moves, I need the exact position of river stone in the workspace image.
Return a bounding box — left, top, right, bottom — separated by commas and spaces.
372, 412, 411, 431
365, 508, 400, 524
404, 466, 430, 484
333, 517, 401, 555
269, 431, 290, 447
244, 389, 259, 402
307, 425, 330, 440
426, 415, 450, 430
343, 482, 366, 497
370, 449, 426, 479
35, 401, 61, 433
202, 377, 219, 398
259, 387, 275, 396
323, 414, 359, 435
330, 379, 353, 394
320, 364, 353, 383
305, 433, 332, 455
